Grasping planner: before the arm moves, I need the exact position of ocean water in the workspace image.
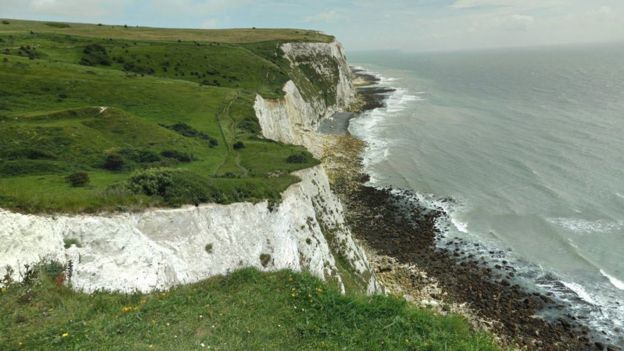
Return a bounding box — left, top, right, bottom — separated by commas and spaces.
349, 43, 624, 343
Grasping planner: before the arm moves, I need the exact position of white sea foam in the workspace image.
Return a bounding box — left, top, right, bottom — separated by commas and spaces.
349, 68, 421, 181
601, 270, 624, 291
547, 217, 624, 234
561, 281, 597, 305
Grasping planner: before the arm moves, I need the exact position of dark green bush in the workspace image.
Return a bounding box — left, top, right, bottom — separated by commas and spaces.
122, 62, 154, 75
0, 160, 66, 176
2, 20, 9, 25
80, 44, 111, 66
103, 153, 125, 171
160, 150, 193, 162
286, 153, 308, 164
44, 22, 70, 28
120, 148, 161, 164
66, 172, 90, 187
6, 148, 55, 160
17, 46, 39, 60
233, 141, 245, 150
127, 168, 220, 206
160, 122, 218, 147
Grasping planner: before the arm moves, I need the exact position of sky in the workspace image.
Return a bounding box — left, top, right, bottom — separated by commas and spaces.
1, 0, 624, 52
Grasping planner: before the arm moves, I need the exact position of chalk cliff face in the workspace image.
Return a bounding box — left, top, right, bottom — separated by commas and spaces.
254, 41, 355, 156
0, 166, 371, 293
0, 40, 379, 294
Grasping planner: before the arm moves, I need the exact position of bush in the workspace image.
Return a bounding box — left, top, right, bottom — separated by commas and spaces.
286, 153, 308, 164
17, 46, 39, 60
161, 122, 219, 147
233, 141, 245, 150
120, 148, 161, 164
127, 168, 221, 206
63, 238, 82, 249
44, 22, 70, 28
0, 160, 66, 177
103, 153, 124, 171
2, 20, 9, 25
66, 172, 90, 187
160, 150, 193, 162
122, 62, 155, 75
80, 44, 111, 66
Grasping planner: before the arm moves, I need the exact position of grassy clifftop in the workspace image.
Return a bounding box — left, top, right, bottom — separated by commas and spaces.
0, 265, 501, 351
0, 19, 335, 213
1, 19, 334, 44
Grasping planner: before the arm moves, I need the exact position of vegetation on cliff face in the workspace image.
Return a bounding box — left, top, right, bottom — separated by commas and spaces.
0, 19, 338, 213
0, 264, 501, 351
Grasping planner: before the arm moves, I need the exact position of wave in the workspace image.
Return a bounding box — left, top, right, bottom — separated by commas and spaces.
348, 68, 422, 184
601, 269, 624, 291
547, 217, 624, 234
560, 281, 597, 305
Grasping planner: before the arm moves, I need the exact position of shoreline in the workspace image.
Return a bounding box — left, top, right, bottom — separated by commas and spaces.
324, 68, 619, 350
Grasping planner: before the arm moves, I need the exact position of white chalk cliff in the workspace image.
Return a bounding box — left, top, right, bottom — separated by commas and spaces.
0, 40, 379, 294
254, 41, 355, 156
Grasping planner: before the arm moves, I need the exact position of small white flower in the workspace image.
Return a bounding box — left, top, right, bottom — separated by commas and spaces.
201, 343, 205, 348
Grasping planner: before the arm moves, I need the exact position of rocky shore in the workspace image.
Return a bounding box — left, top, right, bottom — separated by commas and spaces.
321, 69, 621, 351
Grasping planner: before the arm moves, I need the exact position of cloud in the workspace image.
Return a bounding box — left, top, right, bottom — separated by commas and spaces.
28, 0, 123, 18
450, 0, 563, 10
304, 10, 345, 23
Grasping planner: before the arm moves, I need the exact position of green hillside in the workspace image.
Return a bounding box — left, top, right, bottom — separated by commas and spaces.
0, 19, 330, 213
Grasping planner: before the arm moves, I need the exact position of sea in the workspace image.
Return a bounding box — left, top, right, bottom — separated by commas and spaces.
348, 43, 624, 345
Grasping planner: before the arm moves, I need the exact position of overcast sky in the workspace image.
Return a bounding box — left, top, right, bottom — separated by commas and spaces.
1, 0, 624, 52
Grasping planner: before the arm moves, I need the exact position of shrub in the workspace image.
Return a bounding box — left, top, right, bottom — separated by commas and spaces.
160, 150, 193, 162
205, 243, 213, 253
103, 153, 124, 171
135, 150, 161, 163
0, 160, 66, 177
286, 153, 308, 164
127, 168, 174, 197
259, 254, 271, 268
66, 172, 90, 187
122, 62, 155, 75
6, 148, 55, 160
159, 122, 219, 147
63, 238, 82, 249
233, 141, 245, 150
17, 46, 39, 60
80, 44, 111, 66
127, 168, 220, 206
44, 22, 70, 28
120, 148, 160, 164
2, 20, 9, 25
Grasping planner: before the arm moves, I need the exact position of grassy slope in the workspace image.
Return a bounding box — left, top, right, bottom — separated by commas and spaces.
0, 266, 501, 351
0, 19, 325, 212
1, 19, 334, 43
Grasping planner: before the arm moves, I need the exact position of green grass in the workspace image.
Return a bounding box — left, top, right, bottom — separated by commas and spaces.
0, 19, 336, 213
0, 19, 334, 44
0, 265, 501, 351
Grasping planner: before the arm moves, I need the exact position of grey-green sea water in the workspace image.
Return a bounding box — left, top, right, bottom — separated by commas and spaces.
349, 43, 624, 342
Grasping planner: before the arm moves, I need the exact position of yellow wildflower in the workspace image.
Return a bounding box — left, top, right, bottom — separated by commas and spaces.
62, 332, 69, 338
